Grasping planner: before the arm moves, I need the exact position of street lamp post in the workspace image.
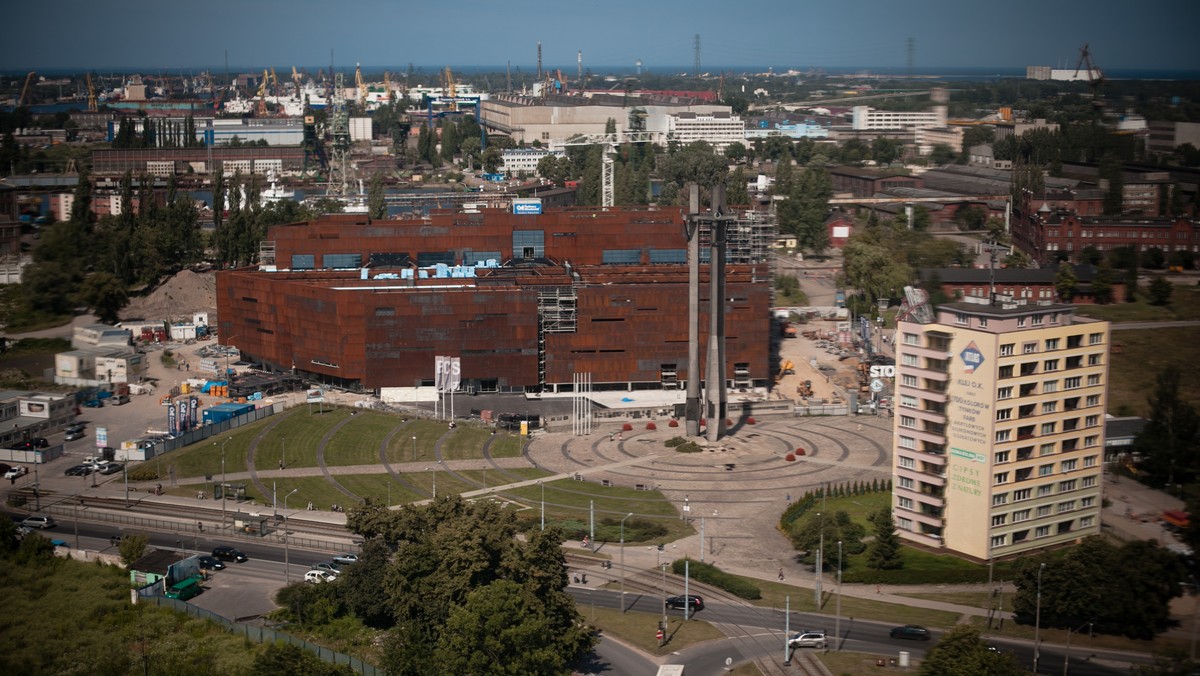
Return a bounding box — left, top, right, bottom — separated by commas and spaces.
1034, 562, 1045, 673
283, 488, 299, 584
660, 561, 669, 644
539, 480, 545, 531
412, 435, 417, 462
218, 438, 230, 531
1063, 621, 1092, 676
74, 500, 81, 549
835, 540, 842, 651
619, 512, 634, 613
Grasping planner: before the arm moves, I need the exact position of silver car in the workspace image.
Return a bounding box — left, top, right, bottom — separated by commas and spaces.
788, 630, 828, 649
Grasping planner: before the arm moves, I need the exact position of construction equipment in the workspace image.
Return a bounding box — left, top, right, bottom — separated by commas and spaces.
270, 68, 279, 96
443, 67, 457, 111
85, 72, 98, 112
18, 71, 37, 107
1073, 43, 1105, 112
255, 69, 269, 116
355, 63, 367, 104
775, 359, 794, 384
560, 129, 656, 208
292, 66, 302, 90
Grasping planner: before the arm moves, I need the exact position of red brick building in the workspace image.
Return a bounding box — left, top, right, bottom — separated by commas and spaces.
1012, 203, 1199, 265
829, 167, 923, 198
217, 207, 773, 393
920, 264, 1127, 305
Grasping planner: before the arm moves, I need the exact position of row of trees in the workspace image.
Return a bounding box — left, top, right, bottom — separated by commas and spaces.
280, 497, 596, 674
112, 114, 204, 149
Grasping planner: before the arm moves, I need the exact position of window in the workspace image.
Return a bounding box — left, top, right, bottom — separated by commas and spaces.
897, 517, 913, 531
1038, 464, 1054, 477
1082, 476, 1097, 488
902, 354, 919, 367
1038, 484, 1054, 497
994, 472, 1010, 485
900, 415, 916, 429
1014, 488, 1032, 501
899, 496, 913, 509
1088, 354, 1102, 366
1065, 376, 1082, 389
898, 476, 914, 489
999, 365, 1014, 378
898, 436, 915, 450
1062, 459, 1078, 472
1083, 455, 1098, 468
1013, 509, 1031, 522
1040, 442, 1056, 456
979, 317, 988, 328
1000, 343, 1015, 356
1036, 525, 1051, 538
903, 333, 919, 346
1042, 401, 1057, 414
1032, 314, 1044, 326
1087, 374, 1101, 386
993, 493, 1009, 506
1017, 317, 1027, 328
995, 451, 1010, 464
1080, 516, 1095, 528
1037, 505, 1053, 518
998, 386, 1013, 400
1081, 496, 1096, 508
1058, 501, 1076, 513
1041, 422, 1056, 435
995, 430, 1011, 442
1059, 479, 1078, 492
991, 535, 1007, 547
1023, 342, 1038, 354
902, 374, 918, 387
1044, 380, 1058, 393
1086, 394, 1101, 406
1043, 359, 1059, 372
1085, 435, 1099, 447
899, 457, 915, 469
955, 313, 969, 326
997, 408, 1012, 421
1085, 415, 1100, 428
992, 514, 1007, 527
1089, 332, 1103, 345
1045, 338, 1060, 350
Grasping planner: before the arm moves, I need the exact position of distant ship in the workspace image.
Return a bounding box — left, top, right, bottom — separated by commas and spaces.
261, 173, 295, 204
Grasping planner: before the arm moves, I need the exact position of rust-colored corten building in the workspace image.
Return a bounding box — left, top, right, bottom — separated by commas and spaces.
217, 206, 774, 393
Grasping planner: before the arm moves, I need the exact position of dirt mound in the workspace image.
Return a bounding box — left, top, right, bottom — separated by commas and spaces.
121, 270, 217, 322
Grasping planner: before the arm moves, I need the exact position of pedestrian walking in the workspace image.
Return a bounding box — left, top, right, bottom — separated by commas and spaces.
197, 521, 203, 532
778, 568, 785, 581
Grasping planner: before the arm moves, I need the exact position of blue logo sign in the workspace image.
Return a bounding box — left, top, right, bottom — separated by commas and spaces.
512, 200, 542, 215
960, 341, 984, 374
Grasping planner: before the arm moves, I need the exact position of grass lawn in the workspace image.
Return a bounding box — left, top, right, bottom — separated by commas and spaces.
750, 577, 962, 628
583, 606, 727, 657
158, 412, 288, 479
384, 418, 451, 464
258, 407, 355, 470
335, 473, 425, 506
323, 412, 404, 466
819, 651, 909, 676
963, 615, 1176, 654
1074, 284, 1200, 322
1103, 326, 1200, 417
243, 475, 360, 512
898, 590, 992, 609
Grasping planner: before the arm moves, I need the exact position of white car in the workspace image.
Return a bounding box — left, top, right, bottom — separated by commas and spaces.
788, 630, 828, 649
4, 466, 28, 480
304, 570, 336, 584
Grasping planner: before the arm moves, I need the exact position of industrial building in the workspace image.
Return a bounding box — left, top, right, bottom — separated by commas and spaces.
890, 297, 1109, 560
481, 94, 734, 146
216, 206, 775, 393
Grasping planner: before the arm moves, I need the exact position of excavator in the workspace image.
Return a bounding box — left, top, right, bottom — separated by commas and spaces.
775, 359, 794, 384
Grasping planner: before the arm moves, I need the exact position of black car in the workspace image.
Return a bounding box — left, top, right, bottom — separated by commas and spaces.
197, 555, 226, 571
99, 462, 124, 475
889, 625, 931, 641
211, 546, 247, 563
64, 464, 93, 476
665, 595, 704, 611
64, 423, 86, 434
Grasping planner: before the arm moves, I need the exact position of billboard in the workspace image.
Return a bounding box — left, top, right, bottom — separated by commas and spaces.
434, 356, 461, 392
306, 388, 325, 404
512, 198, 542, 215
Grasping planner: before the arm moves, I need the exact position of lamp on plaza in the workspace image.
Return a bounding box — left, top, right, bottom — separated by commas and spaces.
1034, 562, 1045, 673
539, 480, 545, 531
412, 435, 417, 462
283, 488, 299, 584
836, 540, 843, 651
620, 512, 634, 613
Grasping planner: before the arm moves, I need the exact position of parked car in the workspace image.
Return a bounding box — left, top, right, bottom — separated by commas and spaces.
311, 562, 341, 576
665, 595, 704, 611
788, 630, 828, 649
83, 399, 103, 408
197, 555, 226, 571
0, 463, 10, 476
4, 466, 28, 480
31, 437, 49, 448
99, 462, 124, 475
22, 515, 56, 529
889, 625, 931, 641
64, 422, 86, 434
64, 430, 86, 441
332, 553, 359, 565
64, 464, 93, 476
211, 546, 247, 563
305, 570, 336, 584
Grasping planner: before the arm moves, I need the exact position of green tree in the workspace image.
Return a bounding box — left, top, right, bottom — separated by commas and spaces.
1079, 246, 1103, 265
776, 167, 832, 255
842, 238, 913, 307
1055, 263, 1078, 301
118, 532, 149, 565
1147, 276, 1173, 306
787, 510, 867, 569
80, 272, 128, 324
865, 508, 903, 570
367, 173, 386, 220
910, 205, 931, 231
724, 142, 747, 164
1132, 369, 1199, 488
919, 626, 1024, 676
929, 144, 957, 165
727, 166, 750, 207
659, 142, 729, 190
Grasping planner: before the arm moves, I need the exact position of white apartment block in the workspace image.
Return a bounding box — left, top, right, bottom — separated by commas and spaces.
891, 299, 1108, 561
501, 147, 564, 175
852, 105, 947, 131
665, 111, 745, 151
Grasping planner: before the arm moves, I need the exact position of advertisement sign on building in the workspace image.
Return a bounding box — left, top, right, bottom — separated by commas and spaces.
167, 401, 177, 435
178, 401, 189, 432
512, 198, 542, 215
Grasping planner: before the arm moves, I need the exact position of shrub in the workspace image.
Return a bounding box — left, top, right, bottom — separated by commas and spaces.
127, 465, 160, 481
670, 559, 761, 600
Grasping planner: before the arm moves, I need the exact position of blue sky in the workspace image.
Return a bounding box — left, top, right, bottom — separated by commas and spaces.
2, 0, 1194, 73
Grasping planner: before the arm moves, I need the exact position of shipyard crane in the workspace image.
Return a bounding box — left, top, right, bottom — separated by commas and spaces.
270, 68, 280, 96
256, 69, 269, 116
443, 67, 457, 112
86, 72, 98, 112
1073, 43, 1105, 112
561, 129, 657, 208
18, 71, 37, 107
355, 63, 367, 104
291, 66, 302, 90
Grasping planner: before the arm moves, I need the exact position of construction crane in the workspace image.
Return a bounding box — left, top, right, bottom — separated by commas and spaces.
270, 68, 279, 96
1073, 43, 1105, 112
355, 63, 367, 104
443, 67, 457, 111
86, 72, 98, 112
292, 66, 302, 91
256, 69, 269, 117
18, 71, 37, 107
561, 129, 657, 208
